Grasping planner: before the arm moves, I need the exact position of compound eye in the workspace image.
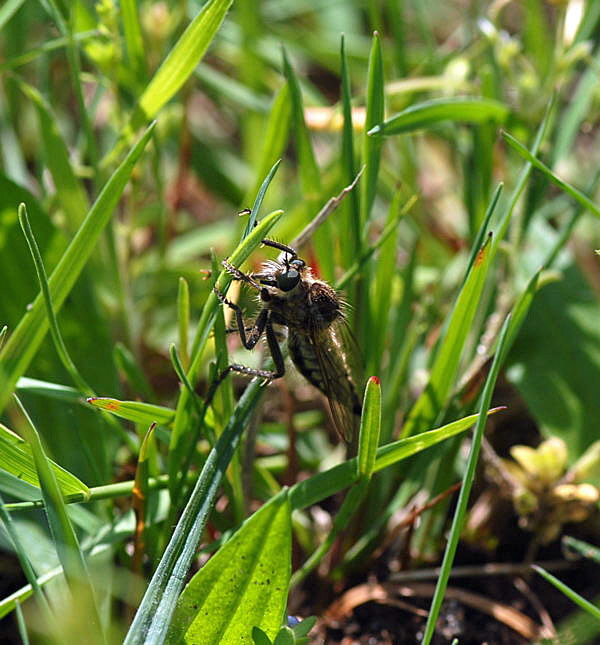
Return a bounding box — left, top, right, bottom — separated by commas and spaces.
290, 259, 305, 269
277, 269, 300, 291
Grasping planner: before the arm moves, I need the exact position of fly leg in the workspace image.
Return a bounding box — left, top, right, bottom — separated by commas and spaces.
206, 293, 285, 405
222, 260, 263, 292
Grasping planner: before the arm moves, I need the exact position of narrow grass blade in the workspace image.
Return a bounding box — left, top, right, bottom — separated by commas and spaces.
16, 378, 81, 404
369, 97, 509, 136
87, 398, 175, 426
421, 315, 512, 644
16, 81, 89, 228
167, 491, 291, 644
281, 48, 321, 199
0, 123, 155, 415
242, 84, 291, 207
532, 565, 600, 621
177, 277, 190, 371
360, 31, 384, 226
289, 410, 499, 511
563, 537, 600, 564
125, 381, 266, 645
10, 397, 104, 641
121, 0, 147, 85
357, 376, 382, 478
114, 342, 157, 403
340, 34, 360, 261
401, 234, 494, 438
0, 422, 89, 498
130, 0, 233, 130
0, 0, 26, 30
243, 159, 281, 239
502, 130, 600, 219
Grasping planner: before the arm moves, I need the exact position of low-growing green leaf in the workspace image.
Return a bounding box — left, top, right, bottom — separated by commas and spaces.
168, 491, 291, 644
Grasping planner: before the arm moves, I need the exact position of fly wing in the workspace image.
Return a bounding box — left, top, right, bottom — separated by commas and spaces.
309, 317, 363, 443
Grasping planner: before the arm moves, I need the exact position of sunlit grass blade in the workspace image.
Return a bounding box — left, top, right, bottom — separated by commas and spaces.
401, 234, 494, 438
0, 0, 26, 30
369, 97, 509, 136
130, 0, 233, 130
0, 123, 155, 415
357, 376, 382, 478
421, 314, 512, 645
10, 397, 104, 641
177, 277, 191, 372
502, 130, 600, 219
87, 398, 175, 426
532, 565, 600, 621
167, 491, 291, 643
125, 381, 267, 645
0, 422, 89, 499
243, 159, 281, 239
563, 537, 600, 564
121, 0, 147, 86
16, 377, 81, 404
360, 31, 384, 227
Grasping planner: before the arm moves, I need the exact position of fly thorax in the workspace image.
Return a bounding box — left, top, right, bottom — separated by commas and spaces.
309, 281, 341, 327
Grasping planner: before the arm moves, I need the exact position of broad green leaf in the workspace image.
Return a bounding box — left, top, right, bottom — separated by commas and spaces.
130, 0, 233, 130
87, 398, 175, 426
126, 381, 267, 645
0, 423, 90, 499
0, 123, 155, 415
168, 491, 291, 644
369, 97, 508, 136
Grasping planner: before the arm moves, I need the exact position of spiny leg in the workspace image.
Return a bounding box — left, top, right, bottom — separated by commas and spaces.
213, 287, 267, 349
205, 312, 286, 406
222, 260, 262, 291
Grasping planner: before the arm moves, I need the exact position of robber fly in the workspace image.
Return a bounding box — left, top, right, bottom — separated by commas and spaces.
211, 239, 362, 442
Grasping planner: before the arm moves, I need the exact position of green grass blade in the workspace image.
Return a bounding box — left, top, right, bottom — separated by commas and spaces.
167, 491, 291, 644
10, 396, 104, 642
563, 537, 600, 564
87, 398, 175, 426
0, 422, 89, 498
401, 234, 494, 438
120, 0, 147, 85
281, 48, 321, 199
130, 0, 233, 130
125, 381, 267, 645
242, 84, 291, 207
502, 130, 600, 219
369, 97, 509, 136
340, 34, 360, 261
243, 159, 281, 239
360, 31, 384, 226
15, 81, 89, 228
0, 123, 155, 415
357, 376, 382, 478
0, 0, 26, 30
289, 410, 497, 510
421, 315, 512, 644
177, 277, 191, 371
532, 565, 600, 621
